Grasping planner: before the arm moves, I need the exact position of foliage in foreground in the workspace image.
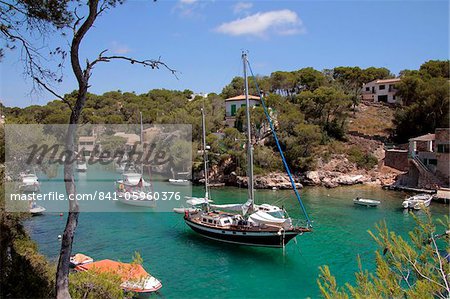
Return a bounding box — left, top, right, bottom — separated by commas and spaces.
69, 271, 125, 299
317, 209, 450, 298
0, 172, 55, 298
69, 251, 144, 299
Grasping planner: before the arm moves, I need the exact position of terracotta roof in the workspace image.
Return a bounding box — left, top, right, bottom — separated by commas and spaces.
375, 78, 401, 84
410, 133, 435, 141
364, 78, 401, 85
225, 95, 260, 101
75, 259, 149, 281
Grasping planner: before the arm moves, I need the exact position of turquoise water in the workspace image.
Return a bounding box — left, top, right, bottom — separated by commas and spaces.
25, 166, 449, 298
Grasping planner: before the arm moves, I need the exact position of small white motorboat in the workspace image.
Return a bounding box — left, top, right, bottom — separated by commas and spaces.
168, 179, 190, 186
29, 202, 46, 215
353, 197, 381, 207
76, 161, 87, 172
402, 194, 433, 210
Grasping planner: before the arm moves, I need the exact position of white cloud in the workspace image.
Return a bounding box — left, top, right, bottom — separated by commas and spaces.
179, 0, 197, 4
174, 0, 202, 17
215, 9, 305, 37
111, 41, 131, 54
233, 2, 253, 14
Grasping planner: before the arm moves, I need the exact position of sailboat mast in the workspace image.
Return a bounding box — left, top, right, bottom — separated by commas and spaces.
140, 111, 143, 175
201, 107, 209, 199
242, 52, 254, 203
140, 112, 143, 143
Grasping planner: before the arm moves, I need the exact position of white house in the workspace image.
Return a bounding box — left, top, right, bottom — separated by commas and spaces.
225, 94, 260, 127
361, 78, 401, 104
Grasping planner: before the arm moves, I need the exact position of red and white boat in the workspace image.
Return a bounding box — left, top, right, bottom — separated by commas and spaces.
75, 259, 162, 295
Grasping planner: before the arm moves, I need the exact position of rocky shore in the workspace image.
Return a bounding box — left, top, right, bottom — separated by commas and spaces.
201, 153, 404, 189
229, 165, 401, 190
194, 137, 405, 189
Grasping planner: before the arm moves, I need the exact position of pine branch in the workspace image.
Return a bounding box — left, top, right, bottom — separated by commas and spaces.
32, 76, 72, 110
87, 51, 178, 79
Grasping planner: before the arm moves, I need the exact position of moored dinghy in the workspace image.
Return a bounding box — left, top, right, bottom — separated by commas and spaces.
29, 201, 46, 215
402, 193, 433, 210
353, 197, 381, 207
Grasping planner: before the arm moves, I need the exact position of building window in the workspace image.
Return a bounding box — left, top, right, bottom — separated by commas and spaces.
241, 104, 246, 108
379, 85, 385, 90
429, 159, 437, 165
365, 87, 370, 91
437, 144, 450, 153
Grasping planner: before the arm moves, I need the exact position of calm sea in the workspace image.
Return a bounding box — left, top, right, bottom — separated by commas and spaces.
24, 165, 449, 298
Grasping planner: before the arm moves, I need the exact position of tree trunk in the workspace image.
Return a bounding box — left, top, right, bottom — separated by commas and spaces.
55, 1, 99, 298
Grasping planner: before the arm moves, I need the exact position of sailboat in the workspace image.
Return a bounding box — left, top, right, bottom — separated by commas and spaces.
173, 106, 212, 214
179, 52, 312, 248
19, 171, 40, 192
114, 112, 154, 207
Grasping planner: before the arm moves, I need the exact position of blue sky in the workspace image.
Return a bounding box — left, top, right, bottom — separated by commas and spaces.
1, 0, 448, 107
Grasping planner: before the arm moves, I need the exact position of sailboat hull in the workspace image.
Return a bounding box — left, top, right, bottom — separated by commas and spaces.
184, 218, 301, 248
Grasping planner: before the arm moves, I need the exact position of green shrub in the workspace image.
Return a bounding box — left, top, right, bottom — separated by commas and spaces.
69, 270, 125, 299
347, 146, 378, 170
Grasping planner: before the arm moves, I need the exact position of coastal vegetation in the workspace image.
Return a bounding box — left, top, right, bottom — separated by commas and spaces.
4, 60, 448, 178
0, 1, 448, 299
393, 60, 450, 143
318, 209, 450, 298
2, 0, 177, 297
0, 189, 55, 298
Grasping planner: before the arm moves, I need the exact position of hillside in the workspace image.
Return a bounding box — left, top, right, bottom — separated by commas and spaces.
347, 102, 395, 137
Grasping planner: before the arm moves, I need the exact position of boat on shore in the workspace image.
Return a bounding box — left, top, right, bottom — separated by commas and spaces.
74, 259, 162, 295
402, 193, 433, 210
353, 197, 380, 207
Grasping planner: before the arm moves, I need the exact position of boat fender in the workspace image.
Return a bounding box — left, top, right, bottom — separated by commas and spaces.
119, 184, 124, 191
184, 210, 189, 218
